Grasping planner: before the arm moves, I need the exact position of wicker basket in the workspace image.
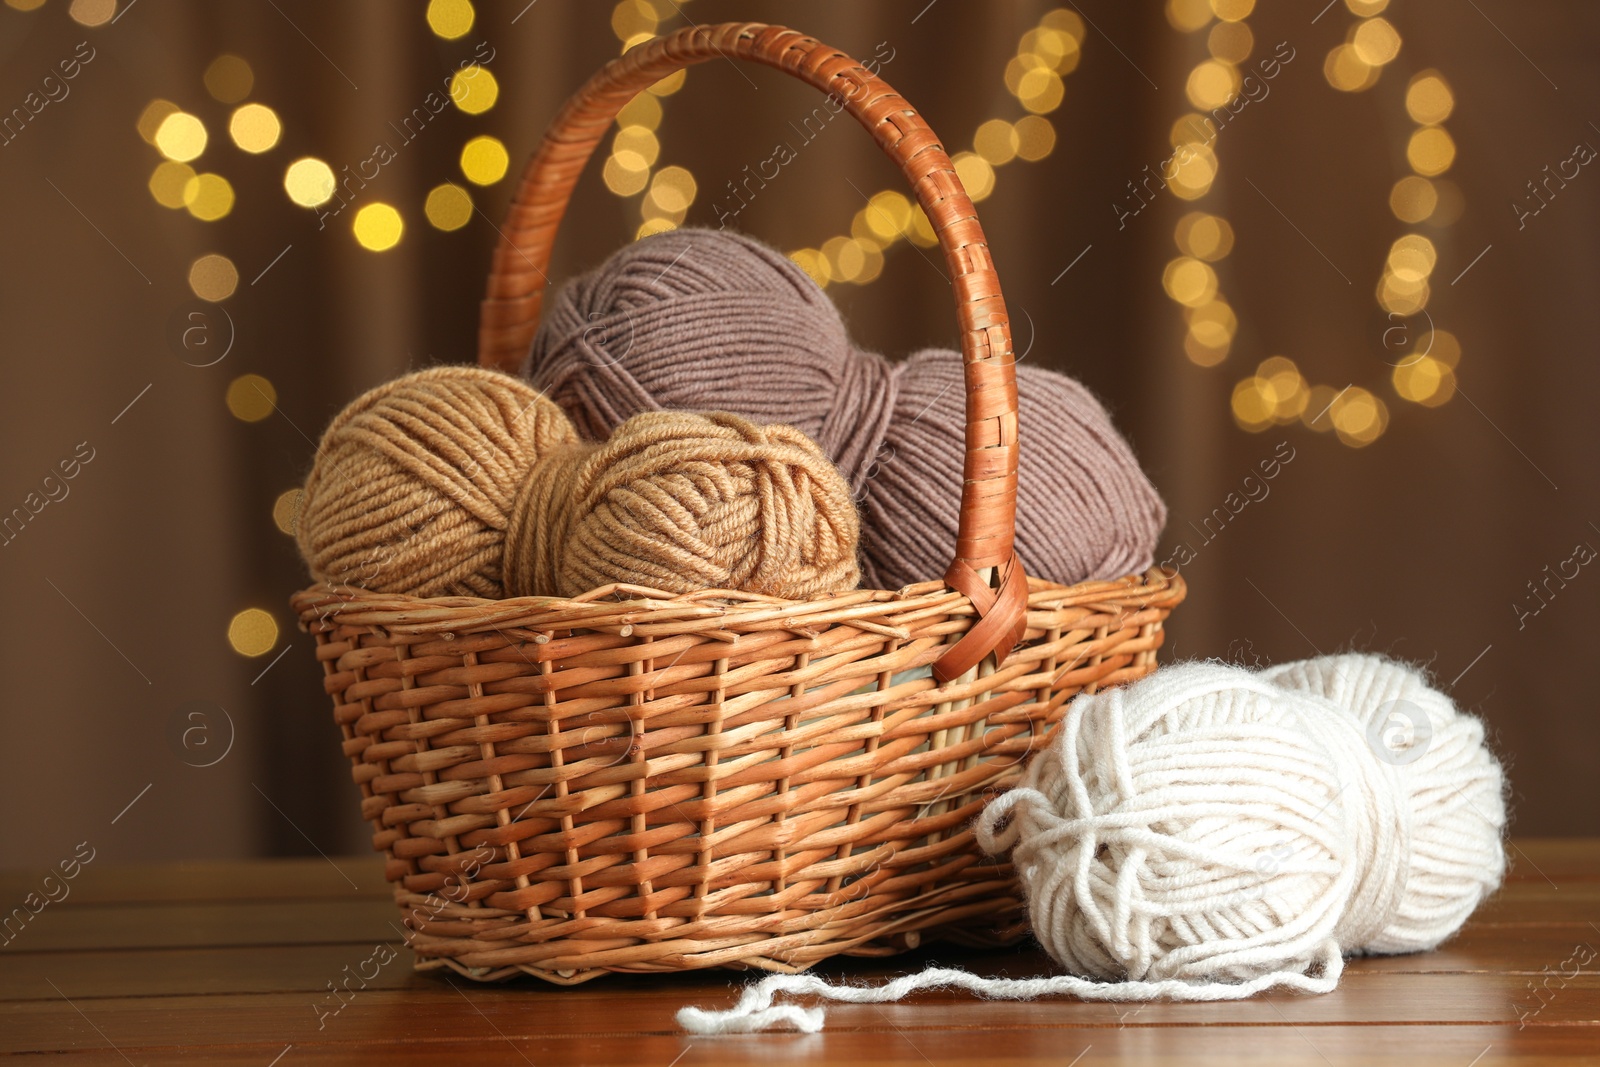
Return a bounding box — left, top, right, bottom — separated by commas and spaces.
291, 22, 1185, 985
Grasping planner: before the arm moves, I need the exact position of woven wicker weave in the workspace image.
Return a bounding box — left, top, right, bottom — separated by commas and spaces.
291, 22, 1185, 984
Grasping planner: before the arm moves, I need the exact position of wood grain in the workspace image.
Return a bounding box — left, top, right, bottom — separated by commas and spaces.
1, 841, 1596, 1063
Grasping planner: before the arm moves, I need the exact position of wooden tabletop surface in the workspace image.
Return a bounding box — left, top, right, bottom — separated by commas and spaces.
2, 839, 1596, 1065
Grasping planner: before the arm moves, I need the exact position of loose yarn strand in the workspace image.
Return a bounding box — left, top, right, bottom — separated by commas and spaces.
676, 943, 1345, 1035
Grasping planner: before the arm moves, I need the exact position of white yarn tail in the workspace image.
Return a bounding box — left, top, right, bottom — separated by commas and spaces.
677, 940, 1345, 1034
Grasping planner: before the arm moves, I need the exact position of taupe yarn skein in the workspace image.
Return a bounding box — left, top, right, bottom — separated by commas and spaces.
296, 367, 861, 600
524, 228, 1167, 591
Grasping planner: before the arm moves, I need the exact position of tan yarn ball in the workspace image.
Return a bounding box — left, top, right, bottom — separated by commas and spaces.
297, 367, 861, 601
509, 411, 862, 599
297, 366, 577, 598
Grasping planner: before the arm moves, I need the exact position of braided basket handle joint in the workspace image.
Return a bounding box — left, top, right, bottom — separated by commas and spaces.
478, 22, 1026, 680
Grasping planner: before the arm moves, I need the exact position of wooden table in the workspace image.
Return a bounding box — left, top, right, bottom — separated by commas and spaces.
2, 840, 1597, 1064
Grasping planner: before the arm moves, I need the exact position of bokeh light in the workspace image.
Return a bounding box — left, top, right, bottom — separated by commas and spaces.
645, 165, 697, 218
226, 374, 276, 422
272, 489, 302, 535
1324, 44, 1378, 92
974, 119, 1020, 166
1162, 257, 1219, 307
1330, 386, 1388, 447
611, 0, 657, 39
1166, 0, 1213, 32
4, 0, 48, 10
424, 183, 472, 231
1345, 0, 1388, 13
352, 203, 404, 251
617, 93, 663, 131
1014, 115, 1057, 161
188, 254, 238, 302
647, 70, 687, 97
204, 55, 253, 103
67, 0, 114, 26
1351, 17, 1401, 67
227, 608, 278, 657
1186, 59, 1239, 109
426, 0, 474, 38
1176, 211, 1234, 261
1406, 72, 1455, 126
148, 161, 196, 209
1393, 355, 1456, 407
952, 152, 996, 202
1407, 127, 1456, 175
284, 157, 335, 207
229, 103, 281, 153
183, 173, 234, 221
1208, 21, 1253, 63
155, 112, 208, 163
460, 135, 509, 185
449, 65, 498, 115
137, 100, 179, 145
1211, 0, 1254, 20
1389, 175, 1438, 223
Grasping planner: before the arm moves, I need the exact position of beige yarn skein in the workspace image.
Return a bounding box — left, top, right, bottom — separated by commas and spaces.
296, 367, 861, 600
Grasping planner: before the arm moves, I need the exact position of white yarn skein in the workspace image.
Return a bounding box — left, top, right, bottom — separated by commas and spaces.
677, 655, 1506, 1035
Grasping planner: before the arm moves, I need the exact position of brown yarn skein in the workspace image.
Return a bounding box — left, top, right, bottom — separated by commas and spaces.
524, 228, 1168, 591
296, 366, 860, 601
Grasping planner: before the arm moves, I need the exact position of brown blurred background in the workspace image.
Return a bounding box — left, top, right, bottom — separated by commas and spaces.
1, 0, 1595, 867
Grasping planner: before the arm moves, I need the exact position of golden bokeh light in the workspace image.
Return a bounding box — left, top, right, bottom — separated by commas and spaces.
974, 119, 1020, 166
617, 92, 663, 131
183, 173, 234, 221
1162, 256, 1219, 308
137, 99, 179, 145
155, 111, 208, 163
635, 217, 678, 240
1015, 66, 1066, 114
646, 165, 697, 217
952, 152, 996, 202
603, 155, 650, 196
148, 161, 196, 209
227, 607, 279, 657
1406, 72, 1455, 126
272, 489, 302, 535
424, 183, 472, 231
1169, 145, 1219, 199
1014, 115, 1057, 161
1417, 328, 1461, 368
1345, 0, 1388, 13
449, 65, 498, 115
1256, 356, 1308, 422
1176, 211, 1234, 261
68, 0, 114, 26
1351, 17, 1401, 67
1231, 377, 1276, 431
460, 135, 508, 185
1020, 26, 1081, 75
1208, 20, 1253, 63
611, 0, 658, 40
226, 374, 276, 422
204, 54, 253, 104
1386, 234, 1437, 283
790, 248, 829, 288
1377, 271, 1430, 316
907, 204, 938, 248
352, 203, 404, 251
613, 125, 660, 168
1330, 386, 1388, 447
1407, 126, 1456, 176
1184, 300, 1236, 366
283, 157, 335, 207
647, 69, 687, 97
228, 103, 281, 153
1324, 44, 1378, 92
861, 190, 913, 242
1393, 355, 1456, 407
1210, 0, 1254, 22
1166, 0, 1213, 32
426, 0, 474, 39
1186, 59, 1239, 109
188, 253, 238, 302
1040, 7, 1086, 40
1389, 175, 1438, 223
4, 0, 48, 10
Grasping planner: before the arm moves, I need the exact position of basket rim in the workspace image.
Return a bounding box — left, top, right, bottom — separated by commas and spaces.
291, 568, 1185, 637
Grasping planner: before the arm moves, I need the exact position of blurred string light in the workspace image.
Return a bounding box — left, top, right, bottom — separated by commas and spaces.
67, 0, 115, 26
791, 9, 1077, 288
1165, 0, 1462, 446
227, 607, 279, 657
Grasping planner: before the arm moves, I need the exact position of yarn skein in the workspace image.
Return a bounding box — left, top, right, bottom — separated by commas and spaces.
678, 654, 1506, 1034
296, 366, 860, 601
523, 227, 1167, 591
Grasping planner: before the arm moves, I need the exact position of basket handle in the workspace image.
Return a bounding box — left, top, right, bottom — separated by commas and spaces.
478, 22, 1026, 680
